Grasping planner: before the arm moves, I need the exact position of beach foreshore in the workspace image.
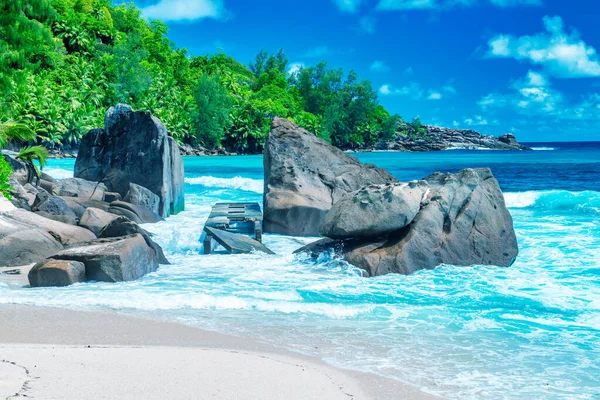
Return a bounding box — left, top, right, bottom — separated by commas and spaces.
0, 304, 440, 400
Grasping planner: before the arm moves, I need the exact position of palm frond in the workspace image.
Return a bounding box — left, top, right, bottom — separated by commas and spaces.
0, 122, 37, 147
17, 145, 49, 168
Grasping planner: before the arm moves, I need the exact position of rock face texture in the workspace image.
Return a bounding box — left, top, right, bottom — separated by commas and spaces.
49, 234, 159, 282
124, 183, 160, 214
35, 195, 78, 223
263, 117, 398, 236
319, 181, 426, 239
298, 168, 518, 276
378, 125, 531, 152
52, 178, 106, 201
74, 104, 185, 218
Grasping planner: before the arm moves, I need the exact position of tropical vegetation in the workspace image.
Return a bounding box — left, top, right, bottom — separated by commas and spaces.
0, 122, 49, 197
0, 0, 418, 154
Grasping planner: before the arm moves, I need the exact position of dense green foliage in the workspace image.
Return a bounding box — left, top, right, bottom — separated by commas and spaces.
1, 0, 407, 153
0, 156, 12, 200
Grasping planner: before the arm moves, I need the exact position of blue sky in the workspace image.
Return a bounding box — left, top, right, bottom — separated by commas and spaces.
132, 0, 600, 142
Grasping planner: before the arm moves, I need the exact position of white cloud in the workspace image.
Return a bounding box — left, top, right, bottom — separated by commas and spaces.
451, 115, 499, 128
478, 70, 600, 120
380, 82, 456, 100
370, 60, 390, 72
428, 90, 442, 100
333, 0, 363, 12
464, 115, 490, 125
304, 46, 332, 58
287, 63, 304, 76
376, 0, 541, 10
379, 82, 424, 98
359, 16, 377, 34
379, 84, 392, 95
142, 0, 224, 22
443, 85, 457, 94
487, 16, 600, 78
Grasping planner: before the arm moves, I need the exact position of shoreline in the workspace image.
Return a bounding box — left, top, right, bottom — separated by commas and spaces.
46, 146, 535, 160
0, 304, 440, 400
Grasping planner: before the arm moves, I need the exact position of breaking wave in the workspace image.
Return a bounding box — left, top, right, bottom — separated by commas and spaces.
42, 167, 73, 180
185, 176, 264, 193
504, 190, 600, 214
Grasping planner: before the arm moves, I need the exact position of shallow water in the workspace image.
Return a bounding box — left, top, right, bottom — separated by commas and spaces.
5, 143, 600, 399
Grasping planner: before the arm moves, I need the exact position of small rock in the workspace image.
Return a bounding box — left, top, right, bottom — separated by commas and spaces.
79, 207, 120, 236
28, 259, 86, 287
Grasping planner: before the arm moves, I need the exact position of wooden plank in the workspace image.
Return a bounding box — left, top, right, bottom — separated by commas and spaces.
205, 202, 263, 241
204, 226, 275, 255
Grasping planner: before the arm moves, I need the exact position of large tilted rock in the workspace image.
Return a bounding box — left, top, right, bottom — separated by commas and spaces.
4, 209, 96, 246
49, 234, 159, 282
28, 259, 86, 287
297, 168, 518, 276
0, 207, 96, 267
0, 228, 63, 267
74, 104, 185, 218
263, 118, 397, 236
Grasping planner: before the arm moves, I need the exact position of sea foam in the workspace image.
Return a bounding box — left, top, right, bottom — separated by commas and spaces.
185, 176, 264, 193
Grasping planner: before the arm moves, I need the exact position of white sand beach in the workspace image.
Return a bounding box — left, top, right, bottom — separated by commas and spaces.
0, 304, 439, 400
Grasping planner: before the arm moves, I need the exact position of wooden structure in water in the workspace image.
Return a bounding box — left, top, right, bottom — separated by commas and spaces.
203, 202, 272, 254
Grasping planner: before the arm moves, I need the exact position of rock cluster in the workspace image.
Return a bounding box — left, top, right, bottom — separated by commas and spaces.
262, 118, 519, 276
263, 117, 397, 236
1, 105, 179, 287
75, 104, 185, 218
376, 125, 531, 152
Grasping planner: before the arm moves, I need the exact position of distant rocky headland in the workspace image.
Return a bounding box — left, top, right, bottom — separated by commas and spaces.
178, 124, 531, 156
369, 124, 532, 152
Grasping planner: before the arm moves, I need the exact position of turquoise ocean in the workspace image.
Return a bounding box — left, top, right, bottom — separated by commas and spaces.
2, 142, 599, 399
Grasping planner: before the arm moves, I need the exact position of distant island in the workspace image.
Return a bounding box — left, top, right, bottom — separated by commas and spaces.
369, 124, 531, 152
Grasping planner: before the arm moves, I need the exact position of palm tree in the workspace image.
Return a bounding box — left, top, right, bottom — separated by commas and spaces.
0, 122, 49, 185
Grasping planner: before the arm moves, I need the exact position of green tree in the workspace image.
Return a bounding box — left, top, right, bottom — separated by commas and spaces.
193, 73, 232, 148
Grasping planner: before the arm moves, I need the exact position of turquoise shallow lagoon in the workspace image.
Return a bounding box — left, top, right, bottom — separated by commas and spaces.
3, 143, 600, 399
